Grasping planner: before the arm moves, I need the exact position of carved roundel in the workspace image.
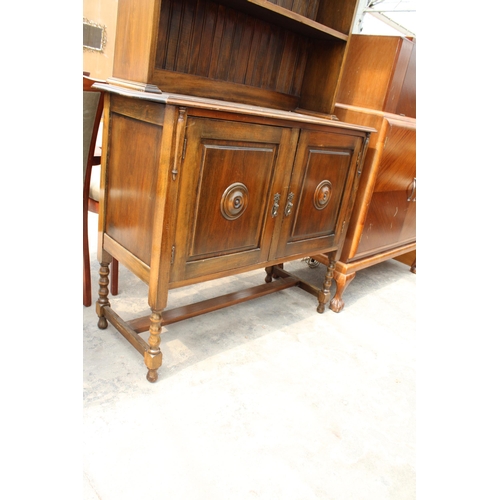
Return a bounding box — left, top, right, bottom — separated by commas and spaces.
220, 182, 249, 220
313, 180, 333, 211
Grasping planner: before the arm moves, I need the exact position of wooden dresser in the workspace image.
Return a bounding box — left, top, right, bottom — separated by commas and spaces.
313, 34, 416, 313
93, 0, 374, 382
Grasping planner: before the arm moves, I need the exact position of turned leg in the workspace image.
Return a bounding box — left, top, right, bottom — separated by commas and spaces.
265, 264, 284, 283
265, 266, 274, 283
330, 270, 356, 313
96, 262, 110, 329
144, 310, 163, 383
317, 256, 334, 314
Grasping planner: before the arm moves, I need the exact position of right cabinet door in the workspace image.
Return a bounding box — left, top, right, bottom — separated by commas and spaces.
274, 129, 363, 259
356, 120, 416, 258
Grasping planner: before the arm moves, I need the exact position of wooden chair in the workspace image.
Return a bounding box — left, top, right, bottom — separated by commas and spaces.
83, 75, 118, 306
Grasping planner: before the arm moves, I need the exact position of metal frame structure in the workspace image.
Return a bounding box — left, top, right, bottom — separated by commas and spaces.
353, 0, 416, 37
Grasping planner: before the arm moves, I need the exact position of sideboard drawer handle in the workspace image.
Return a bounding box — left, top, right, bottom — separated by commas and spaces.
271, 193, 281, 218
407, 178, 416, 202
284, 192, 295, 217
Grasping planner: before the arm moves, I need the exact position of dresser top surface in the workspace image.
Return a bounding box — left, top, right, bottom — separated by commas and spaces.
93, 83, 376, 134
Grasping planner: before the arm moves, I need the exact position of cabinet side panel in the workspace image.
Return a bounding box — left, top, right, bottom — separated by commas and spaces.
395, 42, 416, 118
105, 113, 162, 266
113, 0, 158, 84
316, 0, 359, 34
384, 38, 413, 114
336, 35, 400, 110
299, 39, 345, 114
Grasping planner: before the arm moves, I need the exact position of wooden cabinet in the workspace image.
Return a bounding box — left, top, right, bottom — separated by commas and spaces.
94, 0, 374, 381
95, 87, 372, 381
313, 35, 416, 313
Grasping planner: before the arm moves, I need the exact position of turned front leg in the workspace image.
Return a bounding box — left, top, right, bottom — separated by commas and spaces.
144, 310, 164, 383
330, 270, 356, 313
96, 262, 110, 329
317, 257, 334, 314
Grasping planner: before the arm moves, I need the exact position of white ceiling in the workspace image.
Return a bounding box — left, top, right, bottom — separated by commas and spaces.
353, 0, 416, 37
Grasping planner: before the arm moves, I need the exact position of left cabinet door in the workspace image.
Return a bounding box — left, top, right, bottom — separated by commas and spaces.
170, 116, 296, 284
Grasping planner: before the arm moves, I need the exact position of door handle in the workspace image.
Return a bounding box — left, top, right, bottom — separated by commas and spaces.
407, 178, 416, 202
284, 192, 295, 217
271, 193, 281, 218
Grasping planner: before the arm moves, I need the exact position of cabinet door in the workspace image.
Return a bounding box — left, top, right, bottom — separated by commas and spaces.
274, 129, 363, 259
355, 121, 416, 258
171, 116, 295, 283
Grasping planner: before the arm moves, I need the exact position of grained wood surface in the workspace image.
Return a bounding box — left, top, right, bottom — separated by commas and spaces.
336, 35, 416, 118
396, 41, 416, 118
155, 0, 308, 96
105, 98, 165, 266
111, 0, 359, 113
171, 117, 289, 282
334, 107, 416, 261
268, 0, 320, 19
278, 129, 362, 258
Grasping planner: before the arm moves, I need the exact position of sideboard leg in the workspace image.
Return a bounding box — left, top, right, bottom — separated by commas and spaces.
410, 259, 416, 274
96, 262, 110, 329
144, 309, 163, 383
317, 257, 334, 314
330, 270, 356, 313
264, 266, 274, 283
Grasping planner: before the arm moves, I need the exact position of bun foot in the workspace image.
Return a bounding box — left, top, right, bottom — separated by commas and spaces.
146, 369, 158, 383
98, 316, 108, 329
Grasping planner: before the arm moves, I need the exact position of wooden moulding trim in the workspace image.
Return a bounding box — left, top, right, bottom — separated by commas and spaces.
127, 275, 302, 333
93, 83, 376, 134
103, 234, 151, 284
339, 242, 417, 274
107, 77, 162, 94
335, 103, 417, 126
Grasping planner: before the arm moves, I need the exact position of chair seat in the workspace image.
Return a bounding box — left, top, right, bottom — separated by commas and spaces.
89, 164, 100, 202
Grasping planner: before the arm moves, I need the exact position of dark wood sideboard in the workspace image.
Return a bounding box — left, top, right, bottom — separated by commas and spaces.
313, 34, 417, 312
93, 0, 375, 382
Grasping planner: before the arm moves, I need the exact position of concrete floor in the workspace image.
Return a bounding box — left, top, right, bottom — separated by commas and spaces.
83, 212, 416, 500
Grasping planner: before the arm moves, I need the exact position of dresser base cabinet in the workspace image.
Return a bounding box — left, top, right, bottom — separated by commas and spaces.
95, 85, 372, 382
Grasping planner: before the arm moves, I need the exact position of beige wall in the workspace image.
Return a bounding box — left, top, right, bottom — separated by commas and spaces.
83, 0, 118, 80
